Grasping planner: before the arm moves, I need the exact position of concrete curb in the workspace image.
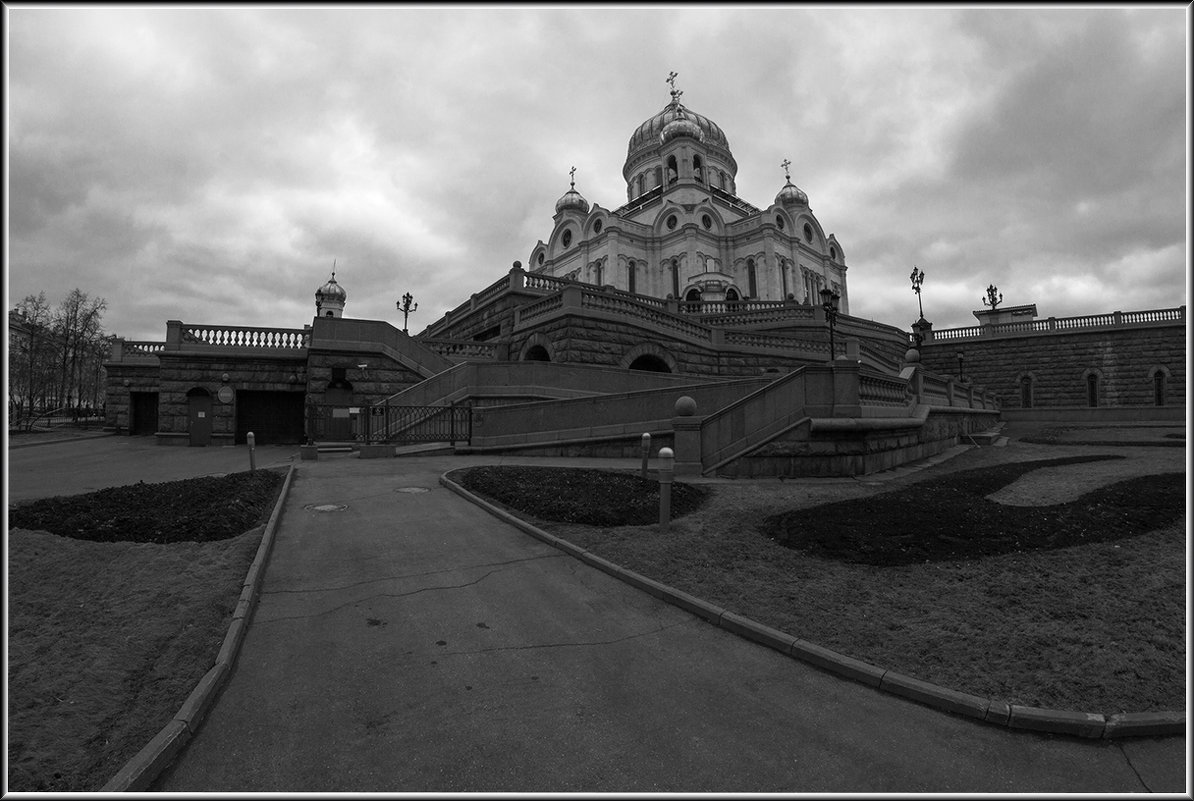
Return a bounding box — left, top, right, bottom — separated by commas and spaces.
100, 463, 297, 792
439, 468, 1186, 741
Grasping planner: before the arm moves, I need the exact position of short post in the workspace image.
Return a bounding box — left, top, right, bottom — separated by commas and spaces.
658, 447, 674, 531
247, 431, 256, 471
640, 433, 651, 479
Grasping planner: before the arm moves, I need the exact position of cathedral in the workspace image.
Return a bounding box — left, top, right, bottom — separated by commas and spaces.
530, 74, 849, 312
102, 74, 1182, 467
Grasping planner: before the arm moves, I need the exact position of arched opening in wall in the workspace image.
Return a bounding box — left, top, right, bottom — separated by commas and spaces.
325, 310, 335, 317
671, 259, 680, 298
629, 355, 671, 373
684, 288, 702, 308
654, 166, 663, 187
747, 259, 757, 297
693, 155, 704, 183
1086, 373, 1099, 407
1020, 375, 1033, 409
718, 170, 727, 189
637, 173, 646, 196
628, 260, 637, 294
667, 155, 678, 184
524, 345, 551, 362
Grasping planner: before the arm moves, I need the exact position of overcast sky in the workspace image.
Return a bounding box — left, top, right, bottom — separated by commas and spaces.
6, 5, 1188, 342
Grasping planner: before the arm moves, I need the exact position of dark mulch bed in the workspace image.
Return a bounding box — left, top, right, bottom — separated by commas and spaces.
7, 469, 285, 544
762, 455, 1185, 565
452, 466, 710, 526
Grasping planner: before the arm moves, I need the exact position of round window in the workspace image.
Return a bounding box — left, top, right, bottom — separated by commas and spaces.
562, 229, 572, 247
803, 223, 814, 243
776, 215, 785, 230
593, 219, 603, 234
667, 215, 678, 230
702, 214, 712, 230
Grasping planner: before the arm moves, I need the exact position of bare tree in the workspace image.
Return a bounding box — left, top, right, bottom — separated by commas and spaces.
52, 289, 107, 412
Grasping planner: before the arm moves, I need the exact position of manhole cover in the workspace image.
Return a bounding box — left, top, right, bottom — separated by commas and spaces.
305, 503, 348, 512
395, 487, 429, 494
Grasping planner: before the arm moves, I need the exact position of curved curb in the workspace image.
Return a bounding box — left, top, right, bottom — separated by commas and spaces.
100, 463, 297, 792
439, 469, 1185, 741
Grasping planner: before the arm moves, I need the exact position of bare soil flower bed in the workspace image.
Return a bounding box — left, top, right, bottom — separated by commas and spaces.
455, 465, 709, 525
763, 455, 1184, 565
7, 469, 286, 792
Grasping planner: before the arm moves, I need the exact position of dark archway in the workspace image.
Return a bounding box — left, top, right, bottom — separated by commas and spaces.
524, 345, 551, 362
629, 355, 672, 373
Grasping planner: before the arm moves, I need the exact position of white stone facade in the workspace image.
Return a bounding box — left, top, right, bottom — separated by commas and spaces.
528, 84, 850, 313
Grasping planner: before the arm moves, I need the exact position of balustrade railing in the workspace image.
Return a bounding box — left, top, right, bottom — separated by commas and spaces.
421, 339, 498, 360
929, 306, 1184, 342
179, 324, 309, 350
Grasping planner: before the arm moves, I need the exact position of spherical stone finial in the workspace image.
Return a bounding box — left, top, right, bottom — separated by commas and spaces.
904, 347, 921, 364
511, 261, 523, 272
674, 396, 697, 416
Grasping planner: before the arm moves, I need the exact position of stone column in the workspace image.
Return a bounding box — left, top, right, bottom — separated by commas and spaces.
671, 395, 703, 476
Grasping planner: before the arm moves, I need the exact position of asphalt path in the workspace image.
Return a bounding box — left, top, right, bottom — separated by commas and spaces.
6, 436, 1187, 792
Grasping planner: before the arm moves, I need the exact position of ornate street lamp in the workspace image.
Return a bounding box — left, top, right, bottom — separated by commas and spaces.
397, 292, 418, 334
983, 284, 1003, 310
956, 349, 965, 382
910, 266, 925, 319
820, 286, 841, 361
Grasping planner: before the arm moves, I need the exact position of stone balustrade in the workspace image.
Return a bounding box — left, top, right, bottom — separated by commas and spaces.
169, 321, 309, 351
926, 306, 1185, 343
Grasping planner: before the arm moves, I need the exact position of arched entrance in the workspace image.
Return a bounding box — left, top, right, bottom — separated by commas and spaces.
187, 387, 212, 447
628, 355, 672, 373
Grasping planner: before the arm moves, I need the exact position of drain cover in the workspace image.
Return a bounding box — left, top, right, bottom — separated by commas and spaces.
395, 487, 429, 494
305, 503, 348, 512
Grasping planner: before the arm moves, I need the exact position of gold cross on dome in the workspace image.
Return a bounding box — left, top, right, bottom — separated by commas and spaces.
569, 165, 576, 187
781, 159, 792, 181
667, 70, 681, 102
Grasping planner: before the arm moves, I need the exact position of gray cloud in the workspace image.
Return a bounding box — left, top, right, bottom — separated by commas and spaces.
6, 6, 1186, 341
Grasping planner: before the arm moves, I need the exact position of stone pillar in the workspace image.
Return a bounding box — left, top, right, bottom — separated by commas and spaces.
509, 260, 526, 290
165, 320, 184, 349
830, 361, 862, 417
671, 396, 703, 476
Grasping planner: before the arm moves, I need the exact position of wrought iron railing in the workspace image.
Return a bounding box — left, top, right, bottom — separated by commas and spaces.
306, 403, 472, 445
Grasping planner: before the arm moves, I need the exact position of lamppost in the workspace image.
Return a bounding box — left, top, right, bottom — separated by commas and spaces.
820, 286, 841, 362
956, 350, 965, 382
910, 266, 925, 319
397, 292, 418, 334
983, 284, 1003, 310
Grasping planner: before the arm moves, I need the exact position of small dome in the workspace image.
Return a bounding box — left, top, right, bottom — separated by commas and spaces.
316, 273, 346, 302
660, 108, 704, 144
775, 179, 809, 208
555, 186, 590, 215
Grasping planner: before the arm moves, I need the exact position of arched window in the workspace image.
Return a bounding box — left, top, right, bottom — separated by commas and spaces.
629, 354, 671, 373
627, 260, 637, 294
667, 156, 678, 184
1020, 375, 1033, 409
1154, 371, 1167, 406
1086, 373, 1099, 407
524, 345, 551, 362
685, 288, 702, 303
654, 166, 663, 187
747, 258, 757, 298
693, 155, 703, 183
671, 259, 680, 298
637, 173, 645, 196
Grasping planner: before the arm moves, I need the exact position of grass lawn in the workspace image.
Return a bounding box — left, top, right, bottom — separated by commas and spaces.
7, 469, 285, 792
451, 441, 1185, 717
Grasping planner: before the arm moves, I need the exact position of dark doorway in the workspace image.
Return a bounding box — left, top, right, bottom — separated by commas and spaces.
629, 355, 671, 373
130, 391, 159, 435
187, 387, 212, 446
524, 345, 551, 361
236, 391, 306, 444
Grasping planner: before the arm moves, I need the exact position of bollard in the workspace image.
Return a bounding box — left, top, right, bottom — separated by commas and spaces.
658, 447, 674, 530
247, 431, 256, 471
640, 433, 651, 479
